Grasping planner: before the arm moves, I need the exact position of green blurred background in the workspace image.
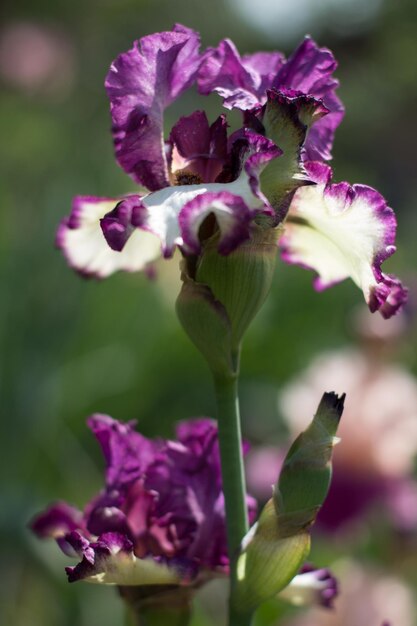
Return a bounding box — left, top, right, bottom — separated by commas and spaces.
1, 0, 416, 624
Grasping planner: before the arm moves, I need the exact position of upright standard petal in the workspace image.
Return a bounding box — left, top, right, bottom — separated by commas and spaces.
105, 25, 201, 190
199, 36, 343, 161
280, 163, 407, 318
87, 414, 159, 490
198, 38, 284, 110
57, 196, 161, 278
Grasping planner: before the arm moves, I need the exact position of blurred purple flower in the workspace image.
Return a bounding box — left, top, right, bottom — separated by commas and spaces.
56, 25, 406, 317
31, 415, 256, 586
280, 564, 338, 609
283, 560, 415, 626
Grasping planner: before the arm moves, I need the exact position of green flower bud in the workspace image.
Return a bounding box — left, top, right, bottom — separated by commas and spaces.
196, 225, 280, 350
176, 271, 234, 378
233, 392, 345, 612
176, 225, 280, 377
274, 391, 345, 531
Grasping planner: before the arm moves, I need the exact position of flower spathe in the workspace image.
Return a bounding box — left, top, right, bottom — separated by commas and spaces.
31, 416, 256, 586
56, 25, 406, 317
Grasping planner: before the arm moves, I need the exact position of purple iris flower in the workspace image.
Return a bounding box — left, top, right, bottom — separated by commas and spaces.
31, 415, 337, 606
56, 25, 406, 317
31, 416, 255, 585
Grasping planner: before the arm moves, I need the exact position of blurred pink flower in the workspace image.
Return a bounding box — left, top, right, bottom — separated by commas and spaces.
280, 349, 417, 479
0, 22, 75, 96
246, 446, 284, 502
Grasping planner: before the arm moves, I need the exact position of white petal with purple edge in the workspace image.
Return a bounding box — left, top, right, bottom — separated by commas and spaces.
57, 197, 161, 278
133, 173, 267, 257
278, 568, 338, 608
281, 172, 407, 317
179, 191, 255, 255
59, 132, 279, 279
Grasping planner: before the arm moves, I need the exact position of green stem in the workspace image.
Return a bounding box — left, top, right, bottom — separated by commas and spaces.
214, 374, 249, 558
213, 360, 253, 626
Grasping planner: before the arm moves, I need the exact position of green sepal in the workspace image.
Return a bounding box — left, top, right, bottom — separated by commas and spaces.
234, 500, 311, 613
234, 392, 344, 612
175, 271, 235, 378
195, 225, 280, 350
259, 90, 327, 215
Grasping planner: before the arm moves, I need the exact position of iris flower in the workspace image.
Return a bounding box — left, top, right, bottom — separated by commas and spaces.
32, 416, 249, 585
57, 24, 406, 317
31, 415, 336, 608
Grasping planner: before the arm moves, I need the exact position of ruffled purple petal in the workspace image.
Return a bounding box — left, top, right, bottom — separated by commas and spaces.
145, 418, 256, 572
105, 25, 201, 190
242, 51, 285, 90
58, 529, 93, 558
198, 39, 260, 110
199, 36, 343, 161
87, 414, 159, 490
30, 502, 85, 539
305, 94, 344, 162
169, 111, 228, 184
100, 195, 143, 251
281, 163, 408, 318
86, 504, 130, 537
65, 531, 180, 585
57, 196, 161, 278
198, 40, 284, 110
